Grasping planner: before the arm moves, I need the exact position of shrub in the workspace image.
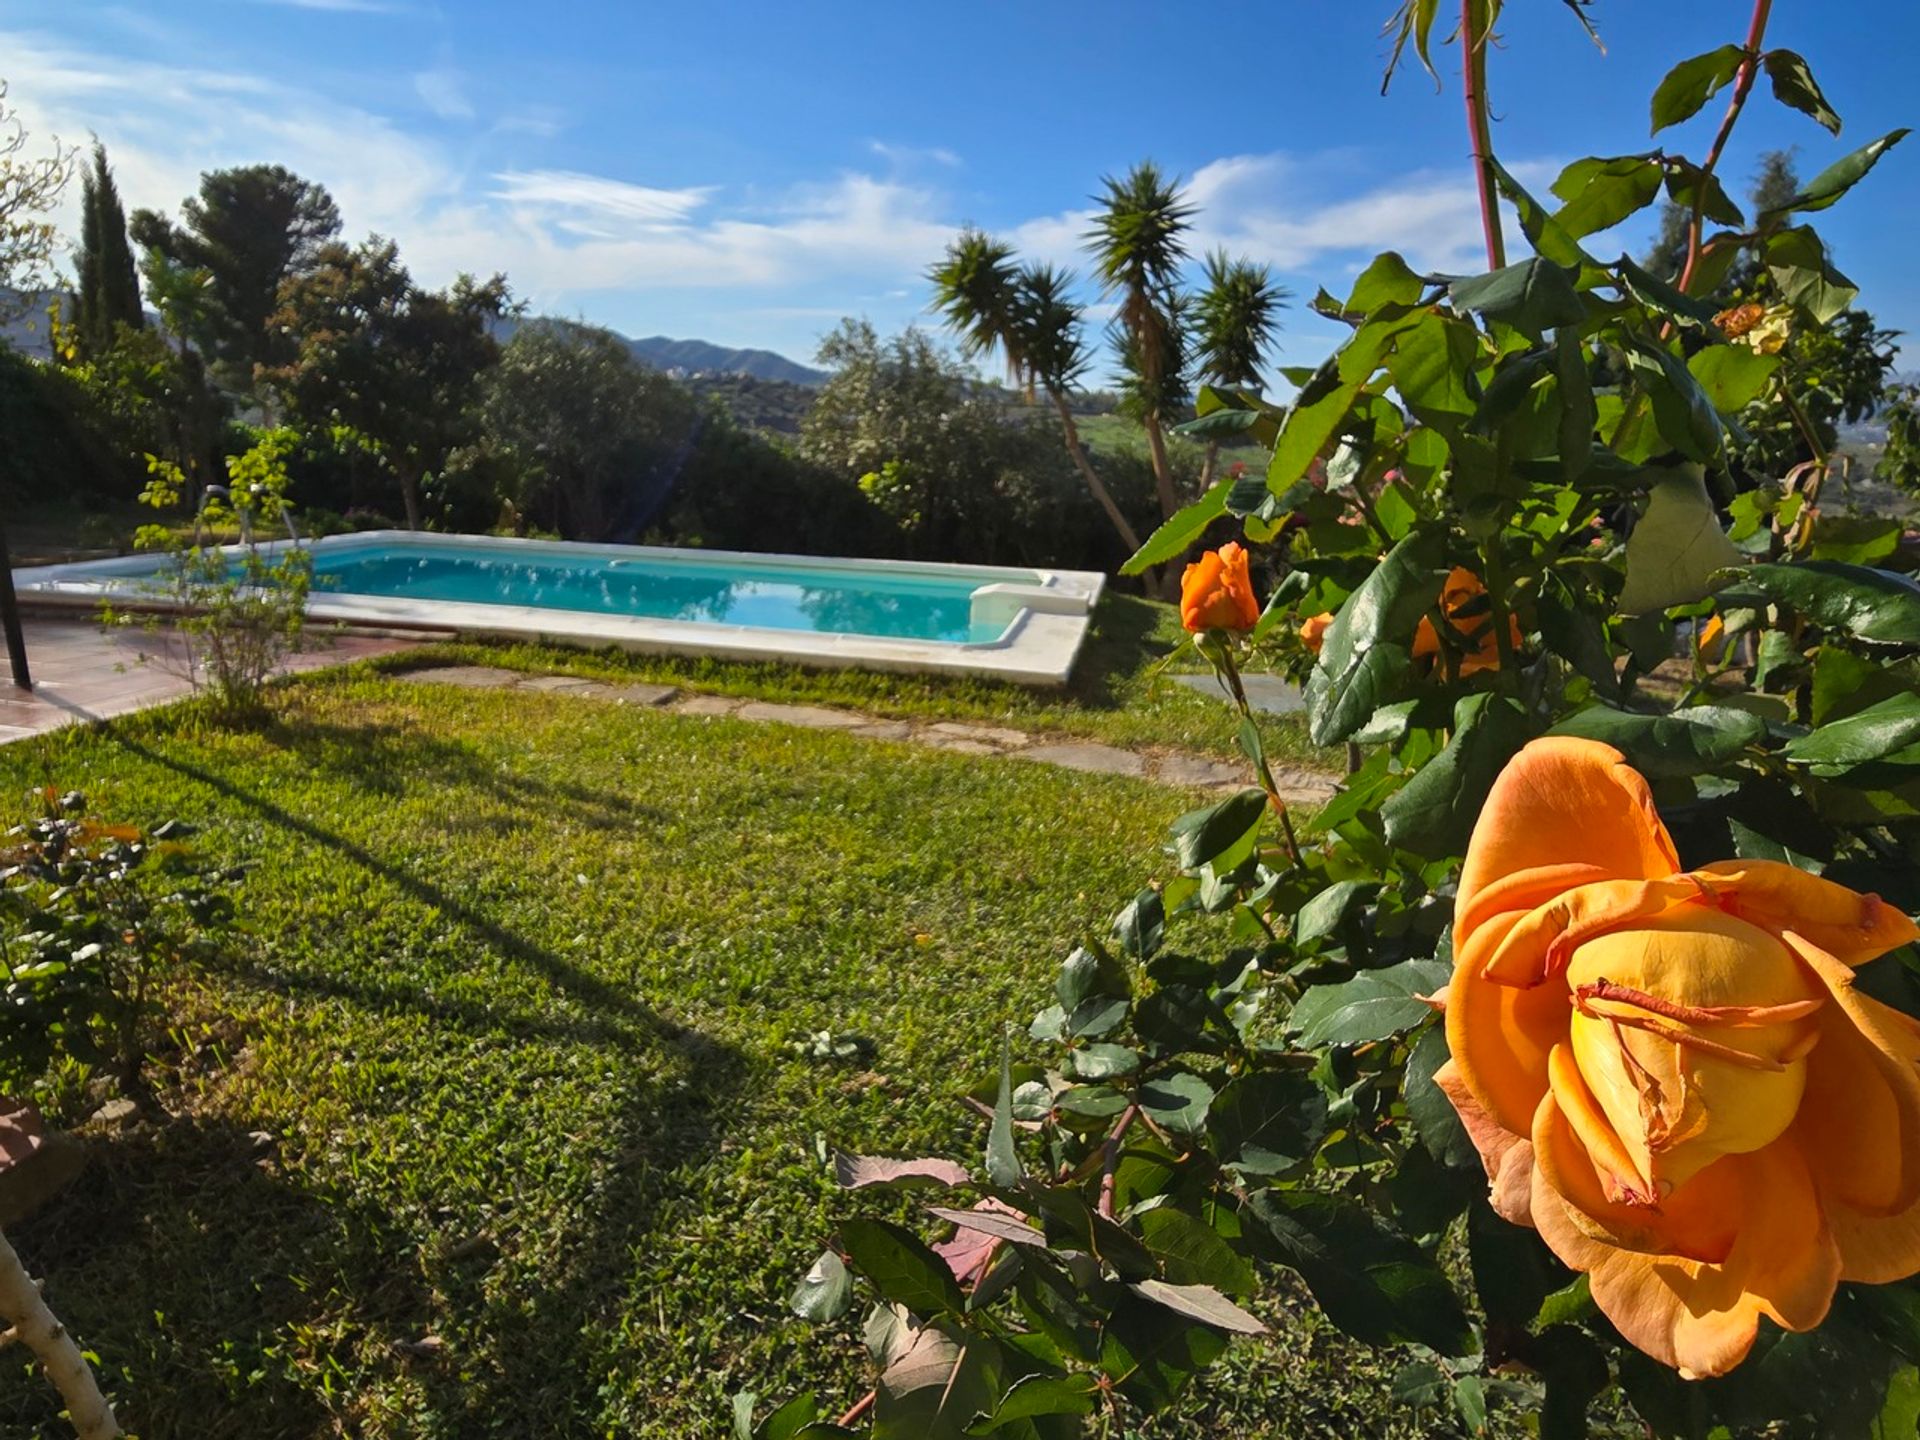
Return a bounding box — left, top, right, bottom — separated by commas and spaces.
756, 9, 1920, 1438
0, 791, 238, 1103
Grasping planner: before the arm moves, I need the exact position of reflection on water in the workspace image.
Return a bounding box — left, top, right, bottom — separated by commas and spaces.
305, 546, 986, 643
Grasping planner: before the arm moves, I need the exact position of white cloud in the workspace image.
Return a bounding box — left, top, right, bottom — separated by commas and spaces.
413, 67, 474, 122
868, 139, 962, 169
489, 170, 714, 227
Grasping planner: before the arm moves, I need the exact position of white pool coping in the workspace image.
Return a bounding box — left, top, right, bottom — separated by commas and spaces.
10, 532, 1109, 687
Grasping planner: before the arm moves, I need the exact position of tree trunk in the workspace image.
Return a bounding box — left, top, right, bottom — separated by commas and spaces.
1197, 440, 1220, 495
1143, 412, 1178, 520
0, 1227, 119, 1439
399, 471, 423, 531
1050, 392, 1143, 555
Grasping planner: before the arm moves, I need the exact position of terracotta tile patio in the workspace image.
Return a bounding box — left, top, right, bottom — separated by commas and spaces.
0, 616, 417, 743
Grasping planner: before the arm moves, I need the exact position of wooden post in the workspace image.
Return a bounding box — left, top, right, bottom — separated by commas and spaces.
0, 518, 29, 691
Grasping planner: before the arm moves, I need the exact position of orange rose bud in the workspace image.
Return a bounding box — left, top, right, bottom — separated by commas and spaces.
1442, 737, 1920, 1380
1299, 611, 1333, 654
1412, 567, 1523, 677
1180, 543, 1261, 634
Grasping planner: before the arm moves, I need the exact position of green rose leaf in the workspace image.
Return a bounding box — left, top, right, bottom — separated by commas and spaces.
1549, 155, 1664, 240
1305, 529, 1445, 745
1208, 1069, 1330, 1176
1763, 128, 1910, 218
1138, 1069, 1215, 1135
1449, 258, 1585, 340
1139, 1207, 1257, 1293
1405, 1023, 1477, 1170
1380, 694, 1532, 860
791, 1249, 853, 1322
1762, 49, 1841, 136
1688, 344, 1782, 413
1169, 788, 1267, 871
1716, 562, 1920, 647
1624, 340, 1724, 463
840, 1218, 966, 1317
962, 1373, 1098, 1434
1617, 466, 1740, 614
1121, 473, 1233, 575
1549, 704, 1766, 778
1649, 44, 1745, 133
1245, 1188, 1473, 1354
1287, 958, 1451, 1048
1784, 693, 1920, 773
1765, 226, 1860, 324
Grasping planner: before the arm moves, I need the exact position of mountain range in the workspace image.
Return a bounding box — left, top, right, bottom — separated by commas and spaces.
0, 289, 828, 386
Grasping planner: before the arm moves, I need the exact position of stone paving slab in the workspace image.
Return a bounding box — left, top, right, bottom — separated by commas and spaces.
916, 736, 1002, 756
926, 721, 1030, 749
1153, 753, 1248, 788
1014, 742, 1148, 778
672, 695, 745, 717
409, 665, 523, 689
736, 701, 867, 729
850, 721, 916, 741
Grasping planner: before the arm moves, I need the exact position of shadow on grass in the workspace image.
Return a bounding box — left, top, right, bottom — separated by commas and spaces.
5, 1115, 384, 1439
1062, 592, 1167, 712
23, 724, 754, 1438
260, 709, 670, 836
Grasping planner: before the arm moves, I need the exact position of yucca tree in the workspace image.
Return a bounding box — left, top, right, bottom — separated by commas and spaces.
1192, 250, 1288, 487
1085, 162, 1194, 521
929, 232, 1142, 554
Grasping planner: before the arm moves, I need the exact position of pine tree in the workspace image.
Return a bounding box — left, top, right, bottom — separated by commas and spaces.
72, 141, 143, 357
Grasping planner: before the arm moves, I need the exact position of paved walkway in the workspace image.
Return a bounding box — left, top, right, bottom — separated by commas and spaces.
0, 617, 417, 743
400, 664, 1339, 804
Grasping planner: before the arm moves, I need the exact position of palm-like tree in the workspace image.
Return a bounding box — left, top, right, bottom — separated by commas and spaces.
1085, 162, 1194, 521
1192, 250, 1288, 487
929, 232, 1142, 554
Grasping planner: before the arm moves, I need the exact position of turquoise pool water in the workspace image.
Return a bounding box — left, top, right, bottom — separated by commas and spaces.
290, 542, 1010, 643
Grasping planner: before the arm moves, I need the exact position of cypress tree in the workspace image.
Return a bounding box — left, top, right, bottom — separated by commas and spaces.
73, 142, 143, 356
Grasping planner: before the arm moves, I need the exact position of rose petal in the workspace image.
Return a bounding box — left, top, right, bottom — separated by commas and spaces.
1456, 738, 1681, 962
1532, 1133, 1838, 1380
1446, 918, 1572, 1140
1476, 876, 1708, 987
1434, 1058, 1534, 1226
1697, 860, 1920, 967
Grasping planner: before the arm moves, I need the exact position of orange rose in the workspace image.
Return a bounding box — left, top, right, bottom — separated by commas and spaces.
1180, 543, 1261, 634
1412, 567, 1523, 677
1299, 611, 1333, 655
1438, 737, 1920, 1378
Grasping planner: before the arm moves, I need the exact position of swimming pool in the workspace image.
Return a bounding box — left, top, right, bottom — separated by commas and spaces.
11, 533, 1107, 685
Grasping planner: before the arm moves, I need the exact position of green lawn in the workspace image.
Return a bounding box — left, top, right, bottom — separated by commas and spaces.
0, 669, 1413, 1438
383, 592, 1323, 768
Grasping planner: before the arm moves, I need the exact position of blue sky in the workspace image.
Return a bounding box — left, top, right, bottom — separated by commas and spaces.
9, 1, 1918, 379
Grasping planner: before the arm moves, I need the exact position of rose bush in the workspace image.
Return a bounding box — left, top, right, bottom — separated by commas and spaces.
756, 6, 1920, 1437
1441, 736, 1920, 1378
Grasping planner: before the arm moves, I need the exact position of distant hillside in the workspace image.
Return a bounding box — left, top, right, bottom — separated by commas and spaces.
625, 333, 825, 386
0, 290, 74, 358
0, 289, 828, 387
492, 314, 825, 387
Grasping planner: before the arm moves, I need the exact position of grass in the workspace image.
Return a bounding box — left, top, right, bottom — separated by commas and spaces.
382, 592, 1327, 770
0, 669, 1416, 1439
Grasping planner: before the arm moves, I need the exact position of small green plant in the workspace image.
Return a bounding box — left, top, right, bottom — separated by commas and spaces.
110, 426, 314, 719
0, 790, 239, 1104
